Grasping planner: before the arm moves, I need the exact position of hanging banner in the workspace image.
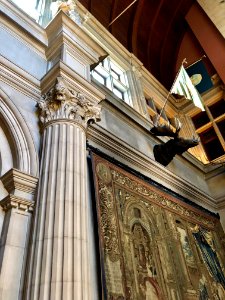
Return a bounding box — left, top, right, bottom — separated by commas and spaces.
90, 151, 224, 300
186, 60, 213, 94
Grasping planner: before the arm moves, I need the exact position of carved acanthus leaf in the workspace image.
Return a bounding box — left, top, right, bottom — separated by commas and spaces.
55, 0, 90, 26
38, 77, 101, 127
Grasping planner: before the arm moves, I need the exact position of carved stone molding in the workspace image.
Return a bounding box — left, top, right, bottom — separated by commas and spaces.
66, 0, 90, 26
1, 168, 38, 195
131, 65, 143, 79
0, 194, 34, 212
87, 125, 219, 210
38, 77, 101, 128
0, 168, 38, 212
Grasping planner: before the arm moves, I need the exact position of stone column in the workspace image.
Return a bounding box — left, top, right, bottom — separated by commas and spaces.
27, 77, 101, 300
0, 169, 38, 300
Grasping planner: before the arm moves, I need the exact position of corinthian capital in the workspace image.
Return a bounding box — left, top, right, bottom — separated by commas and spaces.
38, 77, 101, 127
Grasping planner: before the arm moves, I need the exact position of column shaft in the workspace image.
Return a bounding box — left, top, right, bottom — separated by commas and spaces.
30, 122, 89, 300
26, 77, 102, 300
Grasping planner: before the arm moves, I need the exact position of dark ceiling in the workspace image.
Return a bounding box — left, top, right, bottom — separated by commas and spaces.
79, 0, 196, 89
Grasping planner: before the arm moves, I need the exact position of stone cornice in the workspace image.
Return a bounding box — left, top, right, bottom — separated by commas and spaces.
70, 1, 183, 116
97, 94, 225, 177
1, 168, 38, 195
217, 198, 225, 209
45, 10, 107, 65
77, 3, 134, 70
0, 168, 38, 212
40, 60, 105, 103
0, 56, 40, 101
0, 0, 47, 48
96, 82, 148, 128
204, 163, 225, 179
87, 124, 218, 210
38, 77, 102, 128
0, 194, 34, 212
1, 15, 46, 59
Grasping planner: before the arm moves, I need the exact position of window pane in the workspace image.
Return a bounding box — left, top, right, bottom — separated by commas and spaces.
113, 87, 123, 99
91, 58, 130, 104
110, 62, 123, 75
192, 111, 210, 129
208, 99, 225, 118
92, 71, 105, 85
94, 65, 109, 77
111, 69, 120, 80
102, 58, 110, 70
11, 0, 40, 21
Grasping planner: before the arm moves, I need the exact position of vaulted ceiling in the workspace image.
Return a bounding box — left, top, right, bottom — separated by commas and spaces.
79, 0, 196, 89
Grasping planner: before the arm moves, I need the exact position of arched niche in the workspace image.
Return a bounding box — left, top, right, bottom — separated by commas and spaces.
0, 89, 39, 177
0, 89, 39, 235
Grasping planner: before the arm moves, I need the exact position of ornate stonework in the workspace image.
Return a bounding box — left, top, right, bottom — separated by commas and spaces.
27, 78, 101, 299
38, 77, 101, 128
55, 0, 90, 26
0, 195, 34, 212
0, 168, 38, 212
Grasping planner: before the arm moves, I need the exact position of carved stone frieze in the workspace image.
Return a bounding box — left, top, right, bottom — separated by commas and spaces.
0, 168, 38, 212
69, 6, 90, 25
56, 0, 90, 26
38, 77, 101, 128
131, 65, 142, 79
1, 168, 38, 196
0, 194, 34, 212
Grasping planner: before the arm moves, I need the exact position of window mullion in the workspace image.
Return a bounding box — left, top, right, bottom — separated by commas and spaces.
91, 57, 131, 105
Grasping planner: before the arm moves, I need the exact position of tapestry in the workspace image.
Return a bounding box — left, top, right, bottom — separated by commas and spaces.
91, 153, 225, 300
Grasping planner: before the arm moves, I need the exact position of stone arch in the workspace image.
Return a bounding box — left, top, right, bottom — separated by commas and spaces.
0, 89, 39, 176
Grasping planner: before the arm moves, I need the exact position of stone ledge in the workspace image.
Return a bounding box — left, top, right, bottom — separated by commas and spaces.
1, 168, 38, 202
0, 194, 34, 212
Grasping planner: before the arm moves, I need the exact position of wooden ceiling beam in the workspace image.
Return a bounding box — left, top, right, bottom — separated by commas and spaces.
130, 0, 145, 56
147, 0, 164, 71
159, 0, 185, 87
109, 0, 120, 35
